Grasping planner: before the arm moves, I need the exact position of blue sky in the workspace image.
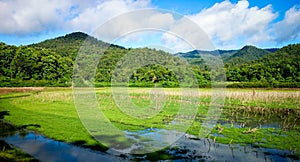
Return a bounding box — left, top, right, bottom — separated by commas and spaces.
0, 0, 299, 52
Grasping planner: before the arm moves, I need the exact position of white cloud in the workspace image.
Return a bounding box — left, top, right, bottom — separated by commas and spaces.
92, 9, 215, 52
161, 17, 216, 52
93, 9, 174, 42
272, 5, 300, 43
68, 0, 151, 33
0, 0, 151, 35
187, 0, 277, 48
0, 0, 71, 35
1, 0, 299, 51
161, 32, 193, 53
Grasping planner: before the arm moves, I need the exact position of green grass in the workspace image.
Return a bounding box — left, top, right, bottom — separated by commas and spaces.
0, 87, 299, 156
0, 90, 107, 151
0, 121, 38, 161
0, 142, 38, 162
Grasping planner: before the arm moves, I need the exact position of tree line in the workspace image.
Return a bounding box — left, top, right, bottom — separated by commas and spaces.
0, 32, 299, 87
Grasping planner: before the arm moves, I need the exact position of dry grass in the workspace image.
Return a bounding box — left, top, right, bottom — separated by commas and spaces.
4, 87, 299, 110
0, 87, 44, 95
32, 91, 73, 102
226, 89, 300, 102
126, 88, 300, 109
225, 89, 300, 110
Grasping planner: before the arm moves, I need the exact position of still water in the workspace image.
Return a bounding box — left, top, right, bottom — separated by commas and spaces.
2, 128, 298, 162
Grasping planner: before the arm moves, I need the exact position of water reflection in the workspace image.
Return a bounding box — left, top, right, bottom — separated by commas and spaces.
218, 107, 300, 130
121, 128, 298, 161
3, 132, 120, 162
1, 117, 299, 161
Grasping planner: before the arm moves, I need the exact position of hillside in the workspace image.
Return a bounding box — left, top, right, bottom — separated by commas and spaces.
29, 32, 114, 59
1, 32, 195, 87
226, 44, 300, 84
0, 42, 73, 85
223, 45, 270, 67
176, 45, 271, 67
0, 32, 299, 87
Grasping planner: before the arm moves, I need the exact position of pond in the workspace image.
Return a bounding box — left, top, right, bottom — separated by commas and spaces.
120, 128, 298, 161
3, 132, 120, 162
218, 107, 300, 130
1, 123, 299, 161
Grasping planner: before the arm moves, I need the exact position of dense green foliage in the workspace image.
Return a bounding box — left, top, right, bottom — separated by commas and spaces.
223, 45, 270, 66
0, 43, 73, 86
0, 32, 299, 87
226, 44, 300, 84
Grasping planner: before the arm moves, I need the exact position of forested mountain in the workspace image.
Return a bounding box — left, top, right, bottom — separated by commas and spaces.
226, 44, 300, 84
176, 45, 271, 67
0, 32, 299, 87
223, 45, 270, 67
0, 42, 73, 85
29, 32, 115, 59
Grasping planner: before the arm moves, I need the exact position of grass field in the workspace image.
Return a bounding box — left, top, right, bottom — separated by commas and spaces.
0, 87, 299, 157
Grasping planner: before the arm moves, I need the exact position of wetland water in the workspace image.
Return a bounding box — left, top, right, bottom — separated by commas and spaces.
2, 132, 119, 162
1, 128, 298, 161
1, 100, 299, 161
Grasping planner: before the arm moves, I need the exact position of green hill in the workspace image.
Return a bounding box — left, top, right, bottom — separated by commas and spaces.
1, 32, 195, 87
0, 32, 299, 87
224, 45, 270, 67
226, 44, 300, 84
0, 42, 73, 86
29, 32, 114, 59
176, 45, 271, 67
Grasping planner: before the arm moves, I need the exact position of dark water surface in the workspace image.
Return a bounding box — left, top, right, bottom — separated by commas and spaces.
2, 132, 120, 162
2, 129, 299, 162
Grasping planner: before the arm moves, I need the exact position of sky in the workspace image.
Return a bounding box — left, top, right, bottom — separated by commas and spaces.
0, 0, 299, 52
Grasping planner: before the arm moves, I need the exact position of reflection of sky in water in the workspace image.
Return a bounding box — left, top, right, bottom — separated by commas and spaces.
123, 128, 297, 161
2, 130, 298, 161
122, 128, 184, 153
218, 120, 282, 129
3, 132, 119, 162
171, 137, 295, 161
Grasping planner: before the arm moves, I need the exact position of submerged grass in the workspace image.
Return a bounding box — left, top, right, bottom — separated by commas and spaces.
0, 87, 299, 156
0, 121, 39, 162
0, 140, 39, 162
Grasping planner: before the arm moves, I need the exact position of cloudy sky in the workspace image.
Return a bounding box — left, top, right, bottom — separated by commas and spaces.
0, 0, 299, 52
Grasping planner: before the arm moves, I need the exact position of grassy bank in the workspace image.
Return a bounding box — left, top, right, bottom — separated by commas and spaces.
0, 140, 38, 162
0, 87, 299, 156
0, 120, 39, 162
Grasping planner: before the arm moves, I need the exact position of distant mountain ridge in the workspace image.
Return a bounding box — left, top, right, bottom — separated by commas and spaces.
30, 31, 279, 64
0, 31, 299, 88
175, 45, 278, 66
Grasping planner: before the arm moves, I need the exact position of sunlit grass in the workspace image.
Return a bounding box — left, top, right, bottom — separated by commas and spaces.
0, 87, 299, 155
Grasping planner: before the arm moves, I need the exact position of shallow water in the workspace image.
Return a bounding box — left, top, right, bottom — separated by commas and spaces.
123, 128, 299, 161
2, 129, 298, 162
219, 108, 300, 130
217, 120, 282, 129
2, 132, 121, 162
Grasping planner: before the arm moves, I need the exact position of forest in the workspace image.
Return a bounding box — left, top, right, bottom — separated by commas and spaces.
0, 32, 299, 88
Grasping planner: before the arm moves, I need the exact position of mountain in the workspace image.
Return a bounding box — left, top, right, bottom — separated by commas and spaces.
0, 32, 126, 85
223, 45, 270, 66
264, 48, 279, 53
175, 49, 236, 58
1, 32, 189, 87
29, 32, 124, 59
0, 32, 299, 87
29, 32, 92, 59
226, 44, 300, 83
176, 45, 271, 67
